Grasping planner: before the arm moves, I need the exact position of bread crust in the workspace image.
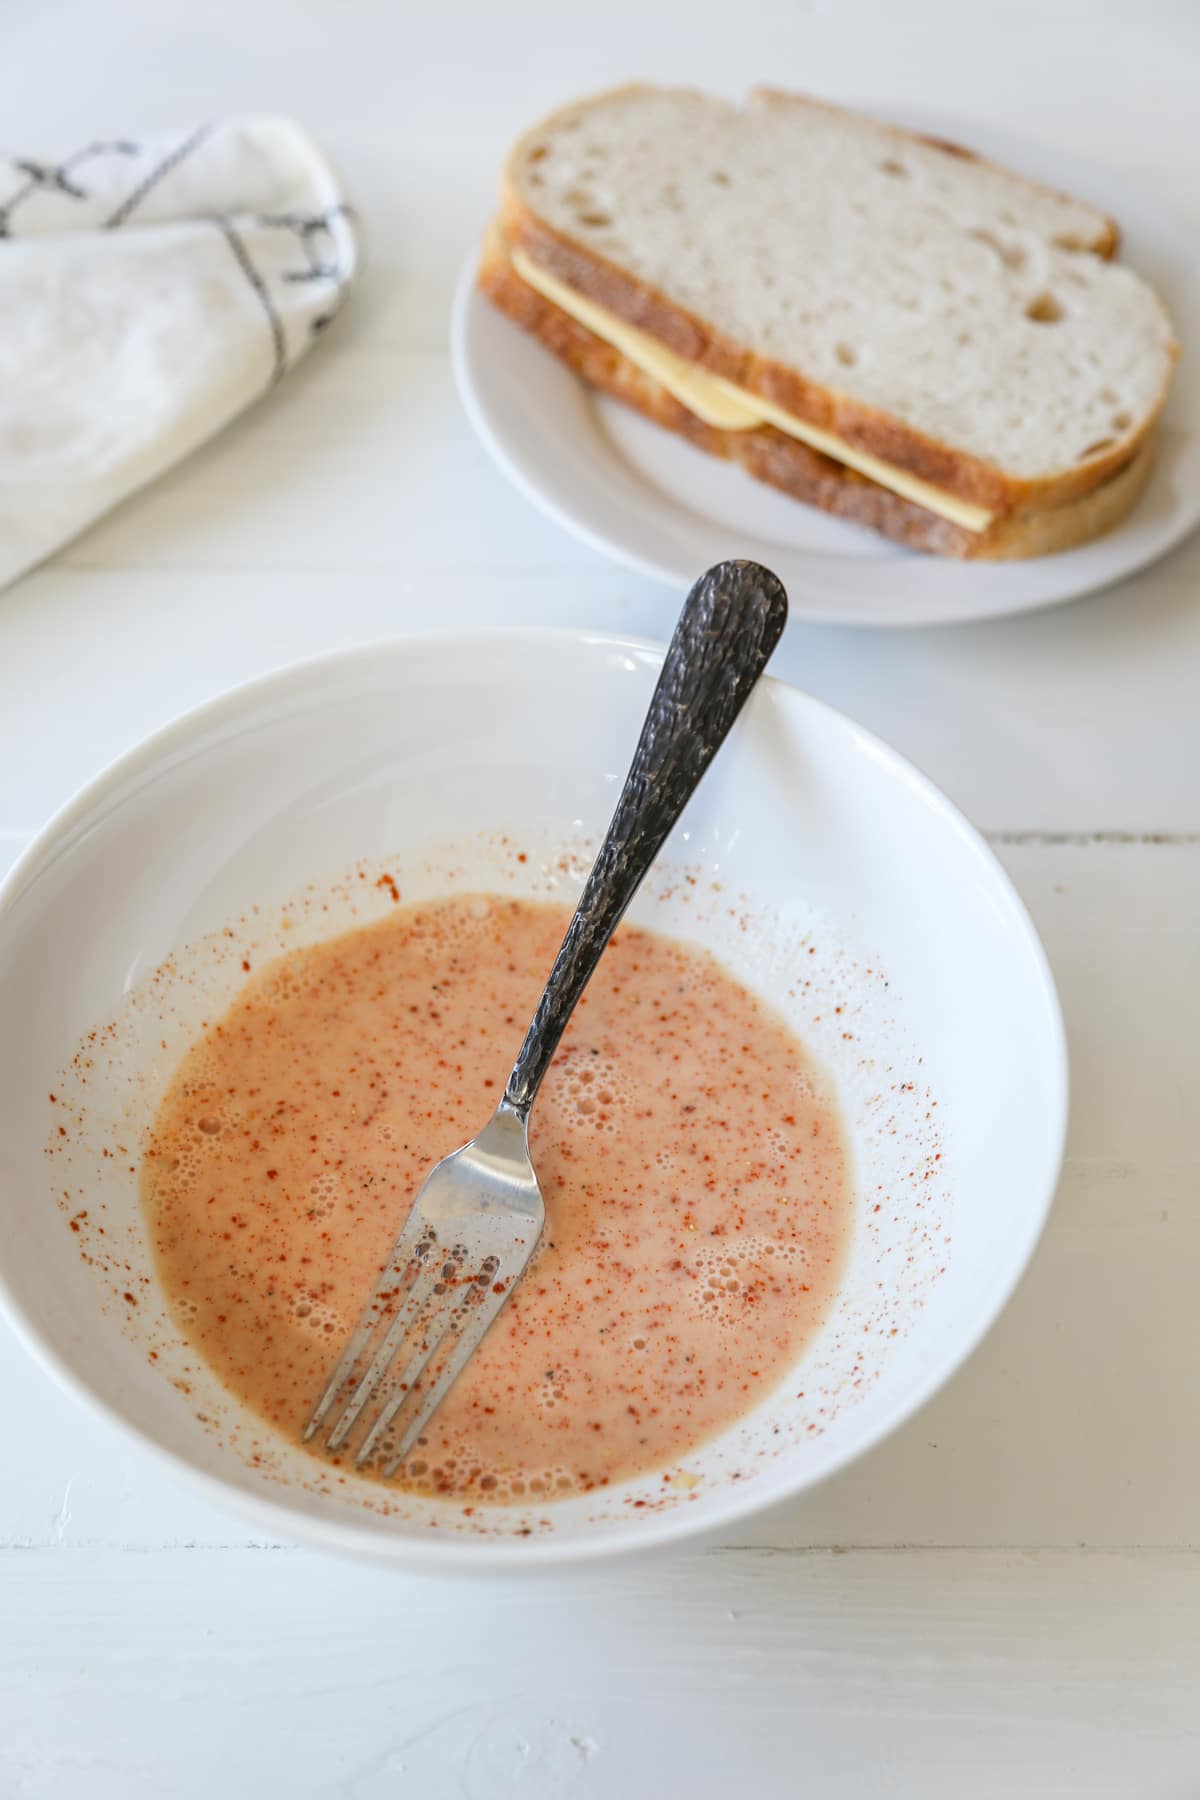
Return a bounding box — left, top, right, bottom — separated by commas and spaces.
500, 84, 1173, 517
479, 227, 1157, 561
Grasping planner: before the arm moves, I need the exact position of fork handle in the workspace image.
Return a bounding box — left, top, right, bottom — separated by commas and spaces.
504, 559, 788, 1118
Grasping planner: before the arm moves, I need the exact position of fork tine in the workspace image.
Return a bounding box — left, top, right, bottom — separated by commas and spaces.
380, 1282, 511, 1476
326, 1243, 462, 1452
302, 1216, 434, 1443
355, 1301, 463, 1466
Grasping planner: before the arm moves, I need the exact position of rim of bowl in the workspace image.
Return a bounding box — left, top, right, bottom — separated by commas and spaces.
0, 628, 1069, 1570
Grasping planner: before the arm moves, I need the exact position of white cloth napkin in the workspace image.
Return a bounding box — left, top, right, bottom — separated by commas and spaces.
0, 117, 360, 590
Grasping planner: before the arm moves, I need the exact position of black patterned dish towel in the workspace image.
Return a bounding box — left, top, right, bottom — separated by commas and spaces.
0, 118, 361, 588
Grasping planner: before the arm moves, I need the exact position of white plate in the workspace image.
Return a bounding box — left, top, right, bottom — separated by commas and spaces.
0, 632, 1066, 1569
452, 109, 1200, 628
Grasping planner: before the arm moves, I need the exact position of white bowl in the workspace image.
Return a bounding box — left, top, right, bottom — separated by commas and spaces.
0, 631, 1066, 1569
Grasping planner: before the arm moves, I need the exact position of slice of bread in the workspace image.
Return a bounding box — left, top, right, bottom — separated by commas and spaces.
499, 85, 1177, 519
480, 222, 1157, 560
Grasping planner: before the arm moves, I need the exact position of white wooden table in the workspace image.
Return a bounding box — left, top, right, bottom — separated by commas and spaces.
3, 3, 1199, 1793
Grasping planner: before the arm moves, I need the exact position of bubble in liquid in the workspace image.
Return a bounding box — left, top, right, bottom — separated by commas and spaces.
178, 1056, 219, 1099
383, 1444, 582, 1506
791, 1070, 820, 1104
306, 1170, 340, 1221
162, 1143, 204, 1197
685, 1233, 810, 1328
289, 1287, 344, 1337
550, 1045, 632, 1136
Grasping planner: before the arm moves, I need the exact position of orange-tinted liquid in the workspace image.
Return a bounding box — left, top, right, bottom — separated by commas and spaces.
143, 896, 852, 1502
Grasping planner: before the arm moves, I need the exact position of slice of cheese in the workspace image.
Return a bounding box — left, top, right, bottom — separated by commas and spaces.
511, 247, 992, 532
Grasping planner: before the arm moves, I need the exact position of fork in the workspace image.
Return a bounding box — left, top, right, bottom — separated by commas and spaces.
303, 558, 788, 1476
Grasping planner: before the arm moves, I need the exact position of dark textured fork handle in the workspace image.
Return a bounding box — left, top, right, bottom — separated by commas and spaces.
504, 560, 788, 1117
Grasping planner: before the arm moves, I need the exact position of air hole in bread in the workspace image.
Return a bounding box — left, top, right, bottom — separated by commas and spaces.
563, 188, 612, 229
1053, 231, 1091, 251
1078, 437, 1116, 460
1112, 410, 1133, 431
957, 331, 973, 346
879, 158, 907, 177
969, 228, 1028, 271
1100, 385, 1119, 404
526, 144, 549, 164
835, 342, 857, 367
998, 209, 1019, 227
710, 170, 731, 186
1026, 291, 1065, 324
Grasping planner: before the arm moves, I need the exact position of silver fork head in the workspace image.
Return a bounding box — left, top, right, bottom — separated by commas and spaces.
303, 1102, 544, 1478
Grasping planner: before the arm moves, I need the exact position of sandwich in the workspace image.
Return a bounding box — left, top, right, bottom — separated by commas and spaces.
479, 86, 1178, 558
